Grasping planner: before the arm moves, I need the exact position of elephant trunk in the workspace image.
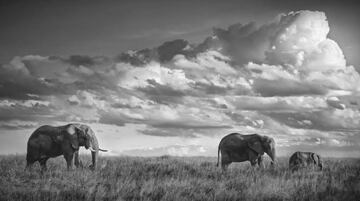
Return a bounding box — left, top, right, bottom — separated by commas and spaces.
268, 147, 276, 165
317, 155, 323, 170
87, 128, 99, 169
319, 163, 323, 170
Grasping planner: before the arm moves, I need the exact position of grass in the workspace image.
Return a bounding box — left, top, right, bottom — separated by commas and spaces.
0, 155, 359, 201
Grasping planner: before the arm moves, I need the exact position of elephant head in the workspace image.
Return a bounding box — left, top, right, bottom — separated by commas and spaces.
68, 124, 107, 169
65, 124, 89, 150
248, 135, 276, 164
311, 153, 323, 170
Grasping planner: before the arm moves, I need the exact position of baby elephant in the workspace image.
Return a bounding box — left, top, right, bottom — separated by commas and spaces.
289, 151, 323, 171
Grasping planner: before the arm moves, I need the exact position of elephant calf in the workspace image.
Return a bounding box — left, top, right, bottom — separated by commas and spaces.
289, 151, 323, 171
26, 123, 107, 171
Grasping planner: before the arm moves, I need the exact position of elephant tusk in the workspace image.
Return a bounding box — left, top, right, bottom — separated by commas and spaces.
99, 148, 108, 152
89, 147, 96, 152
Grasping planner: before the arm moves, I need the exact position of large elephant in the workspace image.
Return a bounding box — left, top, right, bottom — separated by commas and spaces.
26, 123, 107, 171
217, 133, 276, 170
289, 151, 322, 171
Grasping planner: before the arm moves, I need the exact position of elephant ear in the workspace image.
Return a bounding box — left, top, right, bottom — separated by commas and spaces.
54, 135, 64, 143
67, 124, 79, 150
248, 140, 264, 155
311, 153, 318, 165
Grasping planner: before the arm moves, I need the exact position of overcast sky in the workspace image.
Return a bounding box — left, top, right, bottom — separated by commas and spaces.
0, 0, 359, 157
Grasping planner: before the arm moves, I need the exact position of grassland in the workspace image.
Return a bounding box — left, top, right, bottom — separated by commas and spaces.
0, 155, 359, 201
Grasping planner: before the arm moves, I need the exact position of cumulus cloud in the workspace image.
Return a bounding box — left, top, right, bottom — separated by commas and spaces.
204, 10, 360, 96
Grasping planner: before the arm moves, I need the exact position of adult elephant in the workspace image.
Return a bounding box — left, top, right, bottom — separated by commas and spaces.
289, 151, 322, 171
217, 133, 276, 170
26, 123, 107, 171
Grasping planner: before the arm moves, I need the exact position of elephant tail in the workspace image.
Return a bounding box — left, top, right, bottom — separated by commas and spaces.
216, 146, 220, 167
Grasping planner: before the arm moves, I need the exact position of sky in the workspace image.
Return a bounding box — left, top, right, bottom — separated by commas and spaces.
0, 0, 359, 158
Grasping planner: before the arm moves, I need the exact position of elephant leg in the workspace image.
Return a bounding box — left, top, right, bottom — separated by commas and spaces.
257, 156, 264, 168
290, 163, 299, 172
89, 151, 97, 170
64, 153, 74, 170
39, 157, 49, 172
220, 150, 231, 171
25, 160, 36, 171
74, 151, 83, 168
248, 151, 259, 167
250, 160, 257, 167
221, 161, 231, 171
26, 146, 40, 171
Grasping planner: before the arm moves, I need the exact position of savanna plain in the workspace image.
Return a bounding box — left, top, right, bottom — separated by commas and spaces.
0, 155, 359, 201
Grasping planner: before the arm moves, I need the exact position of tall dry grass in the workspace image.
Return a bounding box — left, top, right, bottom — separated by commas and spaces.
0, 155, 359, 201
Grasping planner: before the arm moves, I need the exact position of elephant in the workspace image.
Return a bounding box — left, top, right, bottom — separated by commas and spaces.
26, 123, 107, 171
217, 133, 276, 170
289, 151, 323, 171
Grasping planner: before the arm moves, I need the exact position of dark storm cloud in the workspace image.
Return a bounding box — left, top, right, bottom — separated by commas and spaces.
204, 15, 301, 66
116, 48, 155, 66
211, 22, 274, 65
157, 39, 194, 62
0, 55, 117, 101
253, 79, 327, 97
66, 55, 96, 66
116, 39, 195, 65
0, 62, 72, 100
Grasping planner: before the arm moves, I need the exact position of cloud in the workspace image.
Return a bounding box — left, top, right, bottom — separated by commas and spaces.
326, 97, 346, 110
137, 79, 186, 104
210, 22, 272, 64
68, 90, 107, 109
0, 99, 55, 122
0, 57, 72, 100
205, 10, 360, 94
121, 144, 207, 157
139, 127, 198, 138
253, 79, 327, 97
266, 108, 360, 131
115, 39, 194, 65
228, 96, 327, 112
0, 120, 39, 130
157, 39, 193, 62
65, 55, 96, 66
119, 61, 193, 91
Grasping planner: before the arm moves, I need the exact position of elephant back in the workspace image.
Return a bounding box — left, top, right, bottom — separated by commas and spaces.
29, 125, 61, 139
